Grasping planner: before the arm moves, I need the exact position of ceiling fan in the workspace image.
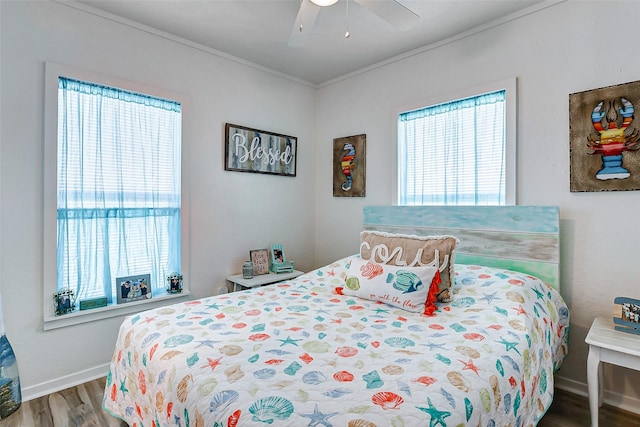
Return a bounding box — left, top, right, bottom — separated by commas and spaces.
289, 0, 420, 47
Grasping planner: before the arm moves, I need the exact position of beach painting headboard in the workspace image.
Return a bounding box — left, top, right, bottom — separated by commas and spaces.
363, 205, 560, 290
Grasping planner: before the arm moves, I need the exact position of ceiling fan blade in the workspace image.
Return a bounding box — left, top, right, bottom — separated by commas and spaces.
288, 0, 321, 47
355, 0, 420, 31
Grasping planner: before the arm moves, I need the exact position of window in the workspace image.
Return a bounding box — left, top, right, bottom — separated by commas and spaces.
397, 79, 516, 206
44, 63, 185, 328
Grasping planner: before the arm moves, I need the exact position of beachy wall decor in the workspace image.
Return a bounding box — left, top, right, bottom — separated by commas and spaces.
570, 80, 640, 192
224, 123, 297, 177
333, 134, 366, 197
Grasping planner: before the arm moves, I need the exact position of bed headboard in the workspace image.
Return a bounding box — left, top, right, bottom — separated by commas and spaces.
363, 205, 560, 290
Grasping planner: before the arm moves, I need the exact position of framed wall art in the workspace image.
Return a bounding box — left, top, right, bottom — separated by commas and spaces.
333, 134, 366, 197
224, 123, 297, 177
250, 249, 270, 276
569, 80, 640, 192
117, 274, 152, 304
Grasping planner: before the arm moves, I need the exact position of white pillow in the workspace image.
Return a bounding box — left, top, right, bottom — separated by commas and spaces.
342, 258, 440, 314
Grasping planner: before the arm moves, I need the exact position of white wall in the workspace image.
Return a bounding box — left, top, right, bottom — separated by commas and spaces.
3, 0, 640, 413
314, 0, 640, 413
0, 1, 316, 397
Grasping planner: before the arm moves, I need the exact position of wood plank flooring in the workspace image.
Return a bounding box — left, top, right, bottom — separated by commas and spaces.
0, 377, 125, 427
0, 378, 638, 426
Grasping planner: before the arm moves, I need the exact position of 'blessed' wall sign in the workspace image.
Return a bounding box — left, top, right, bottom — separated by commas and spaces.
224, 123, 297, 177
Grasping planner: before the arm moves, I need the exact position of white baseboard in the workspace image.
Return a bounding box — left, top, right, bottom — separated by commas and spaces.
21, 363, 110, 402
555, 374, 640, 415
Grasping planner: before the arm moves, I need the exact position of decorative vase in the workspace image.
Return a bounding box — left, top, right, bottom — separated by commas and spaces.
0, 293, 20, 419
243, 261, 254, 279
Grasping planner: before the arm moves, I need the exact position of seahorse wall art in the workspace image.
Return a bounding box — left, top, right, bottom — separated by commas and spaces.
332, 134, 366, 197
569, 80, 640, 192
341, 143, 356, 191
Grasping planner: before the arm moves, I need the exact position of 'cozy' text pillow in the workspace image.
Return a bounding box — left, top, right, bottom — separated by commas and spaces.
359, 231, 458, 302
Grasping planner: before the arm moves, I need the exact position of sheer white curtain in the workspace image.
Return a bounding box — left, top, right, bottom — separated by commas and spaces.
398, 90, 506, 206
57, 77, 181, 303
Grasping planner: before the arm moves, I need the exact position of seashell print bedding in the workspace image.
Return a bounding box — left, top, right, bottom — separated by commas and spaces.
103, 255, 569, 426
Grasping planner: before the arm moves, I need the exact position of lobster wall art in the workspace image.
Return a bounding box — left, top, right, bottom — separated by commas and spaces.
333, 134, 366, 197
570, 80, 640, 192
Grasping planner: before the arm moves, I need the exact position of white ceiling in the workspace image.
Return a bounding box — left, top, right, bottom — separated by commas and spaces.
71, 0, 548, 85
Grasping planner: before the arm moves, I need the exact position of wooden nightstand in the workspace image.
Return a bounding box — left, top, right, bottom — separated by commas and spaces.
585, 316, 640, 427
226, 270, 304, 292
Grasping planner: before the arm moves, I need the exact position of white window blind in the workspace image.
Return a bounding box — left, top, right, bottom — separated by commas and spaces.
398, 90, 507, 206
57, 77, 182, 304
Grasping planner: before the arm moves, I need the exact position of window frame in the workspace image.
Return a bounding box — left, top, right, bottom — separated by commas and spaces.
43, 62, 190, 330
393, 78, 517, 206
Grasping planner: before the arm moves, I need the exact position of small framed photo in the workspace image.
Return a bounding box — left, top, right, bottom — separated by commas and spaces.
167, 272, 183, 294
613, 296, 640, 334
53, 288, 76, 316
250, 249, 270, 276
116, 274, 152, 304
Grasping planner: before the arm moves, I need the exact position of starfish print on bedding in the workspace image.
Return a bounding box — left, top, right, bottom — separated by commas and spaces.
512, 304, 528, 316
421, 342, 446, 351
278, 336, 302, 347
416, 397, 451, 427
459, 358, 480, 375
300, 403, 338, 427
201, 356, 223, 371
195, 339, 218, 349
480, 291, 499, 304
532, 286, 545, 300
496, 338, 521, 355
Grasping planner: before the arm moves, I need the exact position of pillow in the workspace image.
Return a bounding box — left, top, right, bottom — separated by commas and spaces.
341, 258, 440, 315
359, 231, 458, 302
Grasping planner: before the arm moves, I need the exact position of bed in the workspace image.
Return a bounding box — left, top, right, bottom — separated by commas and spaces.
103, 205, 569, 427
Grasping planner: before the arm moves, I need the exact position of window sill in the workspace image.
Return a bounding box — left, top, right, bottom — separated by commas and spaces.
43, 291, 191, 331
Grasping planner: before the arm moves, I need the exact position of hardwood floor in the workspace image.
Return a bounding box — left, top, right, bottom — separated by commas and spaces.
0, 377, 125, 427
0, 379, 638, 426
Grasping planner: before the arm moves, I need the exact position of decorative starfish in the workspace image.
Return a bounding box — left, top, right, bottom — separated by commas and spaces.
422, 341, 447, 351
512, 305, 528, 316
278, 336, 302, 347
195, 339, 218, 349
532, 287, 545, 300
480, 291, 499, 304
201, 356, 223, 371
459, 358, 480, 375
300, 403, 338, 427
205, 303, 221, 310
496, 338, 521, 355
415, 397, 451, 427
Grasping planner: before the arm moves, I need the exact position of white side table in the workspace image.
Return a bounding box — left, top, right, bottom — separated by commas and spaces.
585, 316, 640, 427
226, 270, 304, 292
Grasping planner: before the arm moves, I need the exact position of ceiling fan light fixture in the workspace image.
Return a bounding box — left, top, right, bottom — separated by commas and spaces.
310, 0, 339, 6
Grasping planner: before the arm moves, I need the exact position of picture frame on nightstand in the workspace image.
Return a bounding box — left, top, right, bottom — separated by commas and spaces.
613, 296, 640, 334
250, 249, 270, 276
270, 243, 294, 273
